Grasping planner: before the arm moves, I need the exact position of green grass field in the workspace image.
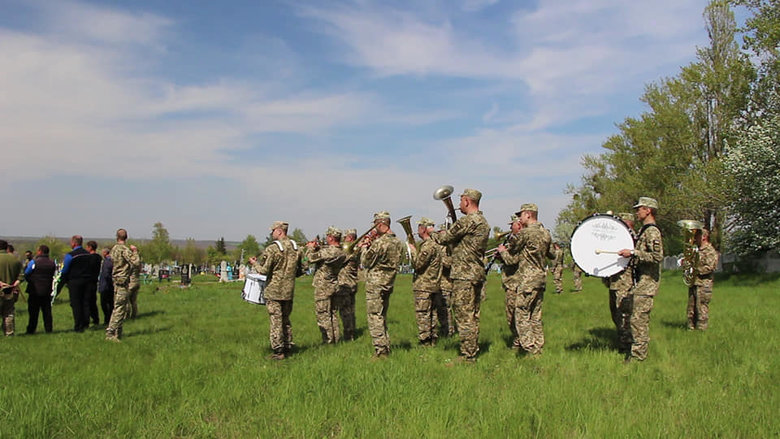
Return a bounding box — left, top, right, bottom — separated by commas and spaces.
2, 271, 778, 438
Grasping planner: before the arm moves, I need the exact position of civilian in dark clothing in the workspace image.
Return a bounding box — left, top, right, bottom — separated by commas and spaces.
85, 241, 102, 326
59, 235, 92, 332
98, 248, 114, 325
25, 245, 57, 334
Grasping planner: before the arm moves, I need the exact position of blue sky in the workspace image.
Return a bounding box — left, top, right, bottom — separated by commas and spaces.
0, 0, 715, 241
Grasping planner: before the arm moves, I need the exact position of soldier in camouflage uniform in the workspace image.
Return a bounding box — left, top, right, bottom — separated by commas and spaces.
495, 215, 523, 348
106, 229, 141, 341
499, 203, 553, 356
602, 212, 636, 352
0, 240, 24, 336
687, 228, 719, 331
551, 243, 564, 294
572, 262, 583, 292
336, 229, 360, 341
619, 197, 663, 362
431, 189, 490, 362
410, 217, 442, 346
249, 221, 303, 360
127, 245, 142, 319
360, 212, 404, 358
434, 224, 455, 336
307, 226, 346, 344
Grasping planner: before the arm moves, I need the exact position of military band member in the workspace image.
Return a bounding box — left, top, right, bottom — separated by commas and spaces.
551, 243, 564, 294
435, 224, 455, 336
307, 227, 346, 344
336, 229, 360, 341
431, 189, 490, 362
106, 229, 140, 342
496, 214, 523, 348
498, 203, 553, 356
602, 212, 636, 352
572, 263, 583, 292
360, 211, 404, 358
618, 197, 663, 362
409, 217, 442, 346
249, 221, 303, 360
687, 228, 719, 331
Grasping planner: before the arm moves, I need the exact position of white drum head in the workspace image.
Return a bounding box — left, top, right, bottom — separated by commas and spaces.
570, 214, 634, 278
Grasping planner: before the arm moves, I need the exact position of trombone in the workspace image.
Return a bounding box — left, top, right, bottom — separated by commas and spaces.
342, 225, 377, 256
485, 229, 515, 274
433, 185, 458, 224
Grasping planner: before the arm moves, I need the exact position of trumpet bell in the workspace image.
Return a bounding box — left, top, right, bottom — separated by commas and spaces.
433, 185, 454, 201
494, 230, 511, 241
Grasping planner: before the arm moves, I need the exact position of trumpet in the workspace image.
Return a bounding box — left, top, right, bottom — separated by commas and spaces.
343, 225, 377, 256
433, 185, 458, 224
485, 229, 516, 274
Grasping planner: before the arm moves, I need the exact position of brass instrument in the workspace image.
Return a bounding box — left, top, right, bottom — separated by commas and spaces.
342, 225, 377, 256
677, 219, 703, 287
485, 229, 515, 274
396, 216, 416, 249
433, 185, 458, 224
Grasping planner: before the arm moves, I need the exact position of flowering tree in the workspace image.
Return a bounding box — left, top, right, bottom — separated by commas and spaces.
723, 113, 780, 255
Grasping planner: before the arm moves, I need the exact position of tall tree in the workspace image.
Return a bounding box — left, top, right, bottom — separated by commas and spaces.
181, 238, 206, 265
215, 237, 226, 255
146, 222, 174, 264
234, 234, 261, 263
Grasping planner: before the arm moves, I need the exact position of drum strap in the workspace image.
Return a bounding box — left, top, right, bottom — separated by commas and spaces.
273, 240, 298, 251
637, 224, 661, 240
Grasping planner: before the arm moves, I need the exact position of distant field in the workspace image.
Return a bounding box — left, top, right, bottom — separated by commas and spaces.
2, 271, 778, 438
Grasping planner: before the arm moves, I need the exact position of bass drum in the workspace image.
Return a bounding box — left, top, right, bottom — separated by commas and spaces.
242, 273, 267, 305
570, 213, 634, 278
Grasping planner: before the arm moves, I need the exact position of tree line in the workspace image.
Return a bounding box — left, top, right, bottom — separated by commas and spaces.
30, 222, 310, 266
554, 0, 779, 258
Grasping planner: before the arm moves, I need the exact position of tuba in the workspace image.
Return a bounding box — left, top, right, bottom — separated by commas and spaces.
396, 216, 416, 249
677, 220, 703, 287
433, 185, 458, 224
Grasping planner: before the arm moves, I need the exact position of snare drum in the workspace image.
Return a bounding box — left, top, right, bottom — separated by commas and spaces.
570, 213, 634, 278
242, 273, 267, 305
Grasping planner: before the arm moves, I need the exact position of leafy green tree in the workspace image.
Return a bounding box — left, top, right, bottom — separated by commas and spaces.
145, 222, 174, 264
290, 228, 308, 245
231, 234, 261, 263
181, 238, 206, 265
723, 114, 780, 255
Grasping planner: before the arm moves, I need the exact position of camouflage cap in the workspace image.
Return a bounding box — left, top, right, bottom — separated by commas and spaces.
517, 203, 538, 214
269, 221, 289, 232
373, 211, 391, 223
344, 228, 357, 236
618, 212, 635, 222
507, 214, 520, 225
417, 217, 435, 227
459, 188, 482, 203
633, 197, 659, 209
326, 226, 342, 239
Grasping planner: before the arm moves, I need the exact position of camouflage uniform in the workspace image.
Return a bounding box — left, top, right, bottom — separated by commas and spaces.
497, 235, 521, 347
628, 224, 663, 361
412, 236, 442, 345
361, 232, 403, 356
127, 254, 142, 319
307, 244, 346, 344
336, 247, 360, 341
687, 241, 718, 330
0, 250, 23, 336
106, 244, 140, 340
431, 211, 490, 359
434, 242, 455, 336
572, 262, 583, 292
252, 237, 302, 355
551, 247, 564, 294
508, 222, 552, 355
603, 258, 634, 351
